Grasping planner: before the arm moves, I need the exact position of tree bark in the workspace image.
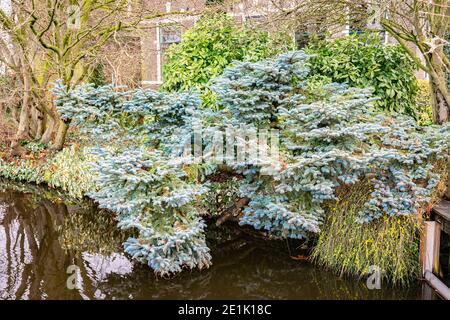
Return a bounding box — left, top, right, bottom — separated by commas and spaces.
216, 198, 251, 226
13, 73, 31, 143
40, 115, 54, 145
28, 105, 38, 139
33, 107, 45, 140
429, 50, 450, 125
11, 105, 19, 125
431, 85, 449, 125
52, 119, 69, 150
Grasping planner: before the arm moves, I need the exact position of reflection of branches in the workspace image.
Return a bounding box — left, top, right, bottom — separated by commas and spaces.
0, 181, 128, 299
0, 180, 425, 300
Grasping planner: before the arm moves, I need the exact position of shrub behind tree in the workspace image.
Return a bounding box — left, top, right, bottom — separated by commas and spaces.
305, 34, 419, 119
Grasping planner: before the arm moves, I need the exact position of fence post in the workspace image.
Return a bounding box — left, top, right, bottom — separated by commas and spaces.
421, 221, 441, 276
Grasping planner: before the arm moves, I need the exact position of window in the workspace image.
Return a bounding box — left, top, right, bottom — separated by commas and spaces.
158, 26, 182, 82
160, 26, 182, 46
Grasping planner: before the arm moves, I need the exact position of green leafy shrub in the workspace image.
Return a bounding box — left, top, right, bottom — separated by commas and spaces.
305, 34, 419, 118
44, 145, 97, 199
162, 13, 293, 107
415, 79, 433, 126
0, 159, 47, 184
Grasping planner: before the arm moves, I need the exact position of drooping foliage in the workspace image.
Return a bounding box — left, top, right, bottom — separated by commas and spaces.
52, 51, 450, 280
305, 34, 419, 118
311, 180, 423, 286
44, 145, 98, 199
0, 145, 97, 200
0, 158, 47, 184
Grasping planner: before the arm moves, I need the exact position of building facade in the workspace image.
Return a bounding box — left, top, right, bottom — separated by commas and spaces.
140, 0, 427, 89
140, 0, 273, 88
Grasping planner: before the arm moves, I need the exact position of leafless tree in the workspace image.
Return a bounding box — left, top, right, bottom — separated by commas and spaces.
263, 0, 449, 124
0, 0, 202, 151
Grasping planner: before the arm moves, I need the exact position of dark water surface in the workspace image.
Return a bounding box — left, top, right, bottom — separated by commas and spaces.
0, 180, 431, 300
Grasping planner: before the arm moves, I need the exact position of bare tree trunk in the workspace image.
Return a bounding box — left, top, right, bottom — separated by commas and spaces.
27, 105, 38, 139
33, 107, 45, 141
431, 85, 449, 124
52, 119, 69, 150
429, 51, 450, 125
13, 75, 31, 143
40, 115, 54, 145
11, 106, 29, 157
11, 105, 20, 125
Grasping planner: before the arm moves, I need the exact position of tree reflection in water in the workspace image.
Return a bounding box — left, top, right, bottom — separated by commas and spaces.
0, 180, 129, 300
0, 180, 426, 300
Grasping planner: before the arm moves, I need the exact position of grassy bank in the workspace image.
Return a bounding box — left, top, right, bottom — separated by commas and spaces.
0, 144, 95, 199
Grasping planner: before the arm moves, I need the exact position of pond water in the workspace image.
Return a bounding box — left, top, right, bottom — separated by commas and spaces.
0, 180, 434, 300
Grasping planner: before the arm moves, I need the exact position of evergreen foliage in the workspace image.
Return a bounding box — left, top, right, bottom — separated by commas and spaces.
89, 148, 211, 275
52, 51, 450, 279
212, 52, 449, 240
